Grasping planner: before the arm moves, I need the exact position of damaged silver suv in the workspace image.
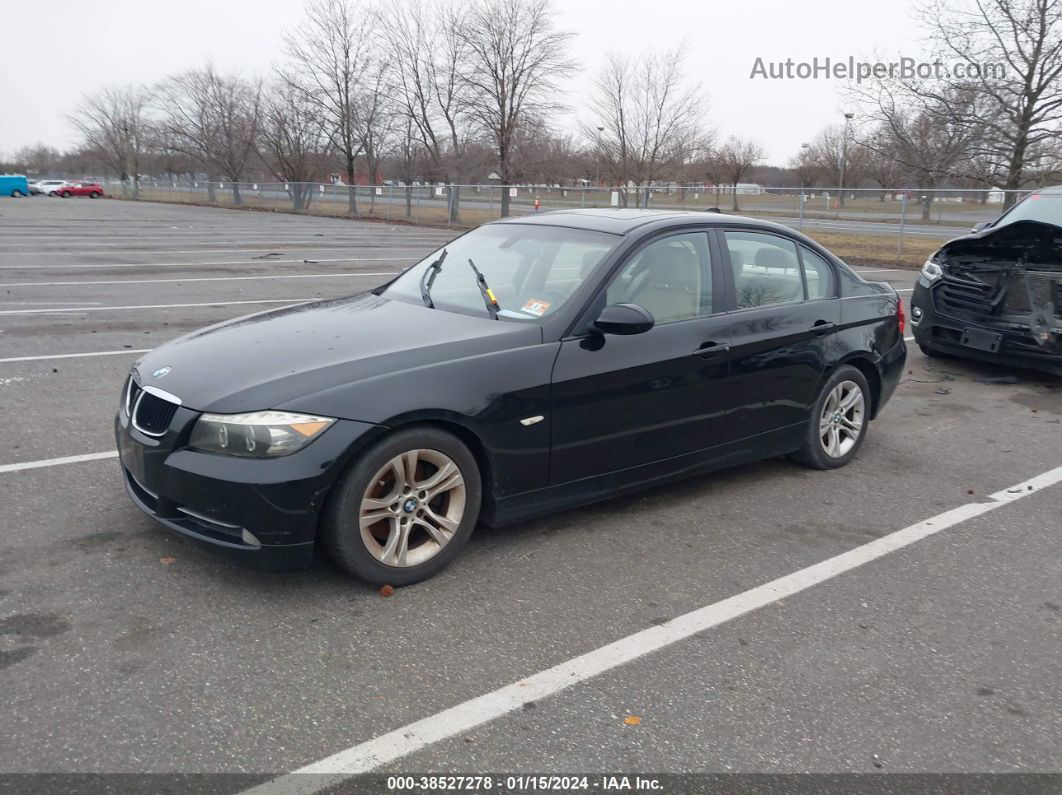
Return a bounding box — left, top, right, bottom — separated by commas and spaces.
911, 187, 1062, 375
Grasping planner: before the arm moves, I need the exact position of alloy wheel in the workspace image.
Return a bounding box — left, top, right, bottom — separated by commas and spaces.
819, 380, 865, 459
359, 448, 466, 568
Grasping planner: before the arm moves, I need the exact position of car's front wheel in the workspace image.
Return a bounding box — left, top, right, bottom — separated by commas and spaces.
793, 365, 870, 470
61, 191, 71, 197
89, 191, 100, 198
322, 427, 482, 586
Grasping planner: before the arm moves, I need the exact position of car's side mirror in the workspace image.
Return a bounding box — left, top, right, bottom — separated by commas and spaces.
592, 303, 655, 335
971, 221, 991, 232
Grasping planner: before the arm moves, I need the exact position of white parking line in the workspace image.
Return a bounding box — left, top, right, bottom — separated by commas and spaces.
0, 272, 398, 288
0, 349, 150, 364
0, 248, 434, 259
0, 298, 313, 316
896, 288, 913, 292
0, 238, 449, 250
241, 463, 1062, 795
0, 257, 416, 271
0, 451, 118, 474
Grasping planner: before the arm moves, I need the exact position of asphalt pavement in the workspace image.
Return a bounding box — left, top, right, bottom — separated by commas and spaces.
0, 197, 1058, 793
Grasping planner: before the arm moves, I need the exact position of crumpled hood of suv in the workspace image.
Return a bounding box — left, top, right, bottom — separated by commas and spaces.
131, 292, 540, 415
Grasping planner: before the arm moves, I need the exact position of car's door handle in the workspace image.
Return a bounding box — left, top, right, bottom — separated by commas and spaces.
810, 321, 836, 335
693, 342, 730, 358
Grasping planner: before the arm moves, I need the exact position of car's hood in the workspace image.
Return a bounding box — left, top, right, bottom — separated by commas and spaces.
132, 293, 541, 415
939, 219, 1062, 257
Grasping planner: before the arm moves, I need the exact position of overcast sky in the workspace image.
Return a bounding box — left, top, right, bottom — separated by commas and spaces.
1, 0, 925, 166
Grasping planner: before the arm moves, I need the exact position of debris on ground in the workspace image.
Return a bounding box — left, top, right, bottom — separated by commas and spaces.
974, 375, 1019, 385
379, 584, 395, 597
935, 387, 951, 395
159, 557, 176, 565
623, 715, 641, 725
872, 754, 883, 768
252, 252, 282, 259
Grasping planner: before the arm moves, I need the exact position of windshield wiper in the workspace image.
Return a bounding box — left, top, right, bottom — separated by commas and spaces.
419, 248, 448, 308
467, 257, 500, 320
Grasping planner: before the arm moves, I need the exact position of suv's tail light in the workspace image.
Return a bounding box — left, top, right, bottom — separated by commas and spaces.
897, 296, 906, 335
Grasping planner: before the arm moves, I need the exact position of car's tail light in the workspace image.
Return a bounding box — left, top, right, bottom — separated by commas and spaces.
897, 296, 906, 335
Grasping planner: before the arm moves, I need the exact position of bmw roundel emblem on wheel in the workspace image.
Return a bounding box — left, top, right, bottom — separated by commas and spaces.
114, 209, 906, 585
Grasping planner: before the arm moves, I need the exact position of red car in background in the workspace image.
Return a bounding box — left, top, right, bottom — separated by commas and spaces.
59, 182, 104, 198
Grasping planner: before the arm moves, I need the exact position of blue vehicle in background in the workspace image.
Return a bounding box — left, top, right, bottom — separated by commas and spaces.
0, 174, 31, 197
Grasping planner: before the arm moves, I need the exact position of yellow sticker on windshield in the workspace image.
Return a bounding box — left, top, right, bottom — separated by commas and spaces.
521, 299, 551, 317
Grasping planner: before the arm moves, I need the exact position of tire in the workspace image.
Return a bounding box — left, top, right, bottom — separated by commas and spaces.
10, 189, 23, 197
48, 191, 58, 197
322, 426, 482, 586
61, 191, 71, 198
792, 365, 871, 470
89, 191, 100, 199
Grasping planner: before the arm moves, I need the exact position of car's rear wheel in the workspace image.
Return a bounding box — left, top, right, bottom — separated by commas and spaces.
793, 365, 870, 470
10, 189, 23, 197
48, 191, 58, 197
322, 427, 482, 586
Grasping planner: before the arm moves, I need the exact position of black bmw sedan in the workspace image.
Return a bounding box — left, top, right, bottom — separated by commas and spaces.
115, 209, 906, 585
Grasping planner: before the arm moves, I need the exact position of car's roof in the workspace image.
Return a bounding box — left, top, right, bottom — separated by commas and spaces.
1030, 185, 1062, 194
490, 208, 799, 236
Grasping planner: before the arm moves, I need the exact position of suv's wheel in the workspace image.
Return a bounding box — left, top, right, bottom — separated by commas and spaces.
322, 427, 482, 586
793, 365, 870, 470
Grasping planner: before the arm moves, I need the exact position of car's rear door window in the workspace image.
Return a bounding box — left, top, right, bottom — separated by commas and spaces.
799, 246, 835, 299
724, 231, 804, 308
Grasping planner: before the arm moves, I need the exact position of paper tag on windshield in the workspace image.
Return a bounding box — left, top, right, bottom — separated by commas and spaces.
521, 299, 551, 317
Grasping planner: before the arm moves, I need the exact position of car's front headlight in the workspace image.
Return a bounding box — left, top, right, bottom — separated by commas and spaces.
188, 410, 335, 458
921, 258, 944, 283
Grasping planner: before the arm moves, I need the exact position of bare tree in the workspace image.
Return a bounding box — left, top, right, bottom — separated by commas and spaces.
459, 0, 576, 216
584, 48, 709, 208
282, 0, 377, 213
804, 124, 867, 197
13, 144, 62, 177
914, 0, 1062, 204
787, 145, 820, 190
155, 65, 262, 205
380, 0, 477, 222
714, 136, 765, 210
258, 80, 330, 210
858, 124, 904, 199
68, 85, 149, 194
857, 83, 983, 219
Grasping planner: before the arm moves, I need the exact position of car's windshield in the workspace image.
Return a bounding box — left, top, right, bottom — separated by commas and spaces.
993, 193, 1062, 228
383, 223, 617, 321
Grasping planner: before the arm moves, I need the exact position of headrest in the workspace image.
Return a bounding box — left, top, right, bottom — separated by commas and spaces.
755, 246, 792, 270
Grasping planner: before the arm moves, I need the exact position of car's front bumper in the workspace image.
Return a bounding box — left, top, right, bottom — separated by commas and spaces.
911, 280, 1062, 376
115, 409, 383, 570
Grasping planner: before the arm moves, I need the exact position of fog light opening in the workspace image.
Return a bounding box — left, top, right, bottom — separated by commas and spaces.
241, 528, 262, 548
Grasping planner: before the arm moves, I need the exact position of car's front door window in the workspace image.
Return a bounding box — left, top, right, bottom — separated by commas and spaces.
605, 232, 712, 324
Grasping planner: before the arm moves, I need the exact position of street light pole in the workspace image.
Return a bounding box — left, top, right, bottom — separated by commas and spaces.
838, 111, 854, 210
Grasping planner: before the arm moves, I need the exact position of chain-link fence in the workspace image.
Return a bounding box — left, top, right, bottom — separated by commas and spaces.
99, 179, 1035, 265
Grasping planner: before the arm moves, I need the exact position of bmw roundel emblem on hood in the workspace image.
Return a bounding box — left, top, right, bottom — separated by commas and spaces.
152, 366, 172, 379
